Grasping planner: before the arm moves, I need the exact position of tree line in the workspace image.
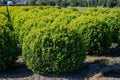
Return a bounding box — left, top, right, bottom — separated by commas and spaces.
1, 0, 120, 7
30, 0, 120, 7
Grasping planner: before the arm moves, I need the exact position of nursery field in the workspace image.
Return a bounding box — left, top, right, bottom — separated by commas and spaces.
0, 6, 120, 80
0, 56, 120, 80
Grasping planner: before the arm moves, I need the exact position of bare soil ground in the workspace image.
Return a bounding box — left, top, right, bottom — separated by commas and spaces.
0, 55, 120, 80
0, 44, 120, 80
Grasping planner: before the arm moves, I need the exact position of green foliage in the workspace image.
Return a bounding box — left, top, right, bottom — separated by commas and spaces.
37, 0, 120, 7
30, 0, 36, 5
67, 7, 79, 11
0, 6, 119, 74
70, 15, 112, 55
118, 27, 120, 45
0, 7, 18, 71
22, 26, 86, 74
8, 6, 78, 44
8, 6, 120, 57
104, 9, 120, 43
84, 8, 120, 44
17, 6, 86, 74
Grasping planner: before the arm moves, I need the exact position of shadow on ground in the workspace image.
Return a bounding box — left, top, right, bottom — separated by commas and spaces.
0, 45, 119, 79
42, 59, 120, 80
42, 45, 120, 79
0, 58, 119, 79
0, 62, 33, 78
106, 46, 120, 57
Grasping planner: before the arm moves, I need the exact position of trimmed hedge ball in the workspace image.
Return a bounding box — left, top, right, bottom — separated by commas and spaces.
78, 16, 112, 55
22, 26, 86, 74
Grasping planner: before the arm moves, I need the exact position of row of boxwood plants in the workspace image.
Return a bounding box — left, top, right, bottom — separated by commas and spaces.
0, 6, 120, 74
10, 7, 120, 74
8, 6, 86, 74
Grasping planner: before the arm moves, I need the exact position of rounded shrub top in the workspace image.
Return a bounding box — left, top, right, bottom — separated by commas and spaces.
70, 15, 112, 55
22, 26, 86, 74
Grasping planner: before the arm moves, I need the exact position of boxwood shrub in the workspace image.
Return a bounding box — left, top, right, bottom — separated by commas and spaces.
104, 9, 120, 43
71, 16, 112, 55
84, 18, 112, 55
8, 6, 81, 43
0, 9, 18, 71
84, 8, 120, 44
22, 26, 86, 74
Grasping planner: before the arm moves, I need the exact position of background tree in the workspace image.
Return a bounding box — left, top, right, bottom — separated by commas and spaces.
30, 0, 37, 5
117, 0, 120, 7
37, 0, 120, 7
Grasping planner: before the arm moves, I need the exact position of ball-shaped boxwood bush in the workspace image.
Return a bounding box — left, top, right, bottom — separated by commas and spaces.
75, 16, 112, 55
0, 14, 18, 71
104, 9, 120, 43
22, 26, 86, 74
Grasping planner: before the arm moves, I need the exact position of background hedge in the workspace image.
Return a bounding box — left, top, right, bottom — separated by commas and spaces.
84, 8, 120, 44
69, 15, 112, 55
8, 6, 80, 44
